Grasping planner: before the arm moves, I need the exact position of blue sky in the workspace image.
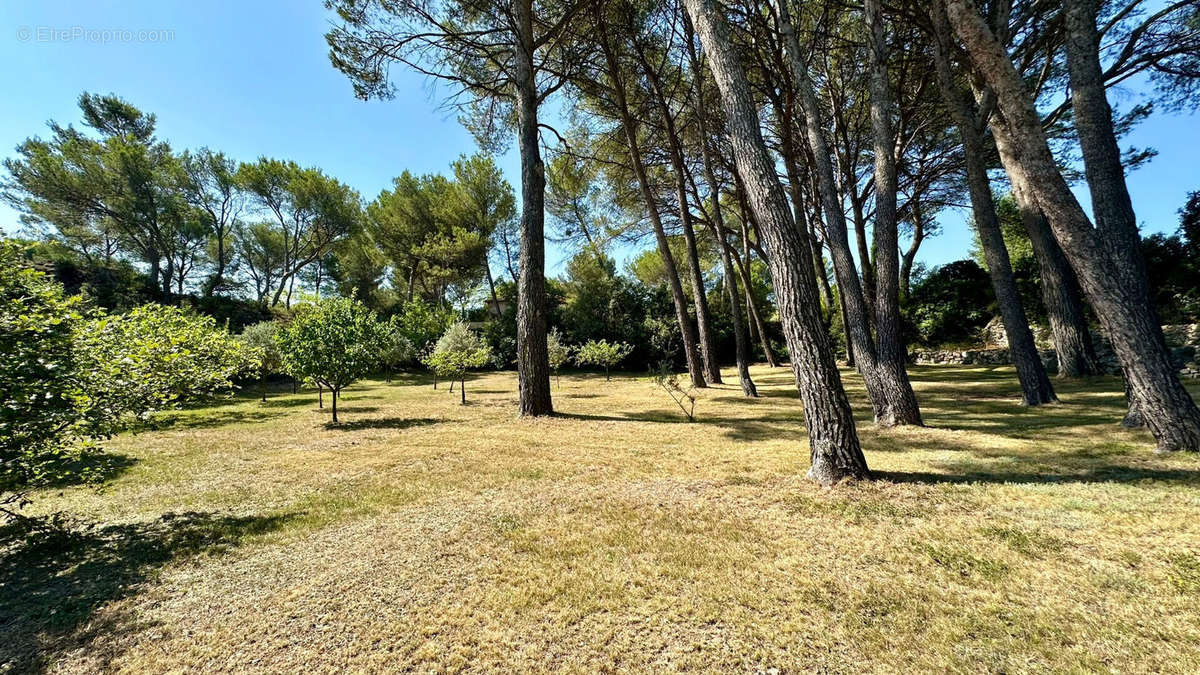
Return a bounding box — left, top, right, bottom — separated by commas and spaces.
1, 0, 1196, 277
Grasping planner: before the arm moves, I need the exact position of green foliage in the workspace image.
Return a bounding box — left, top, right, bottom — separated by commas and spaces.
238, 321, 284, 377
2, 243, 255, 506
275, 297, 386, 395
393, 299, 456, 353
73, 305, 258, 436
574, 339, 633, 380
380, 317, 417, 371
547, 328, 571, 372
1, 242, 88, 495
423, 322, 492, 383
423, 322, 492, 402
1143, 191, 1200, 323
904, 260, 996, 346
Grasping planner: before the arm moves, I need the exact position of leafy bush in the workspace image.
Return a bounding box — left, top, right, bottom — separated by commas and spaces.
238, 321, 284, 399
275, 297, 386, 423
380, 316, 416, 381
2, 243, 256, 515
547, 328, 571, 386
423, 322, 492, 403
393, 299, 456, 354
574, 339, 633, 380
904, 260, 995, 347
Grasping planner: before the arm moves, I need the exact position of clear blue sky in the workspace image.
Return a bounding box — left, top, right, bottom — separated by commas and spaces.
1, 0, 1196, 276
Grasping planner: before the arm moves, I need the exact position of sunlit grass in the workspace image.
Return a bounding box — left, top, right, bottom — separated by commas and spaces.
4, 365, 1200, 672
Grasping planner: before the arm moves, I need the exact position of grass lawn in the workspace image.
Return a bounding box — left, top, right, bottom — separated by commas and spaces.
4, 364, 1200, 672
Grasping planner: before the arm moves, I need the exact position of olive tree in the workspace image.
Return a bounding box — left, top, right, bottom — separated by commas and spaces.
238, 321, 284, 401
381, 316, 416, 383
423, 322, 492, 404
547, 328, 571, 388
574, 339, 633, 381
275, 297, 385, 423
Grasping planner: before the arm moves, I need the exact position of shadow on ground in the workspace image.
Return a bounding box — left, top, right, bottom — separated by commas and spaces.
326, 417, 443, 431
0, 510, 297, 673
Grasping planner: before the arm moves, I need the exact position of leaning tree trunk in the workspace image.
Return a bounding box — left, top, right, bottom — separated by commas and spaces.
930, 8, 1056, 405
686, 0, 869, 483
943, 0, 1200, 451
776, 0, 920, 426
731, 173, 781, 367
635, 44, 724, 385
863, 0, 924, 424
597, 18, 706, 388
685, 18, 756, 396
513, 0, 553, 417
992, 128, 1100, 378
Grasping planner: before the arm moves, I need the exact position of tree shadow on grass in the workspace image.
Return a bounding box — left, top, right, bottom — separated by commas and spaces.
33, 450, 138, 489
0, 510, 298, 673
149, 409, 286, 430
875, 465, 1200, 487
325, 417, 443, 431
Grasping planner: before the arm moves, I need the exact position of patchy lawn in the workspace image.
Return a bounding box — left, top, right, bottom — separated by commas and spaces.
4, 365, 1200, 672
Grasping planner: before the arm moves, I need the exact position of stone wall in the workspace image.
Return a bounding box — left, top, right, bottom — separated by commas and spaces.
910, 324, 1199, 378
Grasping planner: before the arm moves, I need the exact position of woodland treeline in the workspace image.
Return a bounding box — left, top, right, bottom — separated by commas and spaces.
5, 0, 1200, 483
322, 0, 1200, 481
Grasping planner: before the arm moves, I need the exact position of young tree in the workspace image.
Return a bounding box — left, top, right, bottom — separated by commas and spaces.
575, 339, 634, 381
238, 321, 284, 401
275, 297, 386, 423
546, 328, 571, 388
423, 322, 493, 404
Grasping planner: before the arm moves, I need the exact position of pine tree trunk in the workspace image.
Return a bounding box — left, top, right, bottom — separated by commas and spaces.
993, 129, 1100, 378
596, 15, 706, 389
863, 0, 923, 424
685, 18, 756, 396
687, 0, 869, 483
944, 0, 1200, 451
513, 0, 553, 417
731, 180, 780, 367
776, 0, 918, 426
930, 10, 1056, 405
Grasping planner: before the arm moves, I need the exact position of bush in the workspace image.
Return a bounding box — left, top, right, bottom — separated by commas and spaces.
547, 328, 571, 386
904, 260, 995, 346
238, 321, 284, 399
275, 297, 386, 423
393, 299, 456, 354
574, 339, 633, 381
380, 316, 416, 381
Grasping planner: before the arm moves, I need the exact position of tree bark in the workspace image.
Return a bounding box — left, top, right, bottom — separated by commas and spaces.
596, 15, 706, 388
992, 128, 1100, 378
634, 42, 723, 384
687, 0, 870, 483
776, 0, 920, 426
731, 171, 780, 367
944, 0, 1200, 450
930, 6, 1056, 405
331, 387, 339, 423
863, 0, 924, 424
685, 16, 756, 396
513, 0, 553, 416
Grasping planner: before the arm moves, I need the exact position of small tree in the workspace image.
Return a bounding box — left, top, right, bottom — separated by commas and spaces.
275, 297, 385, 423
651, 361, 697, 422
423, 322, 492, 404
575, 339, 633, 381
380, 316, 416, 383
546, 328, 571, 388
238, 321, 283, 401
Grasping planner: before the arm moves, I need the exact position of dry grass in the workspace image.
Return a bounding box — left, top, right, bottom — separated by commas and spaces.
4, 365, 1200, 673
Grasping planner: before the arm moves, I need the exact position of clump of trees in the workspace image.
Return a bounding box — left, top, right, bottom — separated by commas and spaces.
1, 242, 255, 518
423, 323, 492, 404
275, 297, 386, 424
575, 340, 634, 381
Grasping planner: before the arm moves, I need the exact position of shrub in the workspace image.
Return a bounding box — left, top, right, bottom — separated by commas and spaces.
238, 321, 284, 400
380, 316, 416, 382
575, 339, 633, 381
